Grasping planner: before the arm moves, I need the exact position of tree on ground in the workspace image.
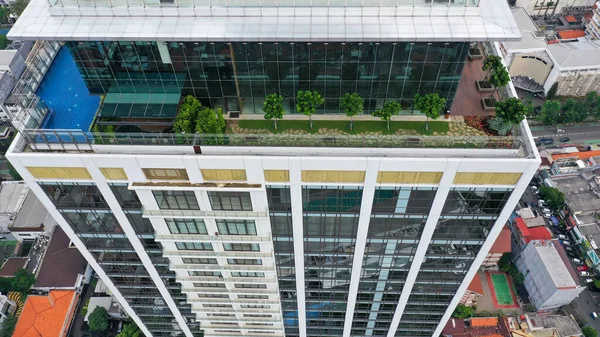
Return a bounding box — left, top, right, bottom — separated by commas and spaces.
0, 35, 8, 50
88, 306, 110, 332
116, 323, 142, 337
11, 268, 35, 295
498, 253, 513, 270
585, 91, 600, 118
583, 326, 598, 337
0, 7, 9, 25
372, 100, 401, 131
340, 93, 363, 131
539, 185, 565, 211
263, 93, 285, 130
561, 98, 588, 124
546, 82, 558, 99
0, 316, 17, 337
296, 90, 324, 129
538, 100, 561, 125
9, 0, 29, 16
451, 304, 476, 319
413, 93, 446, 131
495, 98, 528, 125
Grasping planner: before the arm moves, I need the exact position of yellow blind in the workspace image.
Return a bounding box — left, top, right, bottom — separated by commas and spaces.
26, 167, 92, 180
142, 168, 189, 181
100, 168, 128, 180
377, 171, 443, 184
264, 170, 290, 182
453, 172, 522, 185
301, 170, 366, 183
201, 169, 247, 181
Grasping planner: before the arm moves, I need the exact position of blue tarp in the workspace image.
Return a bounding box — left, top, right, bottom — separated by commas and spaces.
550, 216, 560, 226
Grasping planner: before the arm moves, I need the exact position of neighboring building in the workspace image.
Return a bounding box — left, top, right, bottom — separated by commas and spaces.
443, 314, 582, 337
0, 292, 16, 325
550, 150, 600, 177
0, 257, 28, 277
515, 0, 596, 16
510, 217, 553, 253
32, 226, 88, 290
84, 296, 125, 322
8, 191, 57, 241
544, 40, 600, 96
553, 173, 600, 215
515, 240, 584, 311
0, 43, 33, 120
0, 182, 29, 231
586, 1, 600, 40
442, 316, 510, 337
459, 273, 484, 307
3, 0, 543, 335
528, 314, 583, 337
482, 226, 512, 268
12, 290, 78, 337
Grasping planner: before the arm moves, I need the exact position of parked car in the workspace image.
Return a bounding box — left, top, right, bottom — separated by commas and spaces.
586, 278, 594, 284
562, 240, 572, 246
593, 312, 599, 320
542, 208, 551, 214
543, 213, 552, 218
565, 246, 573, 252
531, 186, 538, 191
558, 234, 568, 240
560, 137, 571, 142
538, 199, 546, 205
580, 271, 590, 276
568, 252, 578, 258
578, 266, 589, 272
573, 258, 583, 265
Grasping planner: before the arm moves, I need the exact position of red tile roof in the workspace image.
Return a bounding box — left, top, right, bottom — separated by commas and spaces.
515, 217, 529, 236
467, 273, 484, 295
471, 318, 499, 327
489, 226, 512, 253
564, 15, 577, 22
515, 217, 552, 243
552, 149, 600, 161
13, 290, 78, 337
558, 30, 586, 39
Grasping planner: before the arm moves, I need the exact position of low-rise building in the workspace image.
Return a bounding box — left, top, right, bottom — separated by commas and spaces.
553, 173, 600, 215
515, 0, 596, 16
8, 191, 57, 241
12, 290, 78, 337
516, 240, 584, 311
510, 217, 553, 254
459, 273, 484, 306
483, 226, 512, 268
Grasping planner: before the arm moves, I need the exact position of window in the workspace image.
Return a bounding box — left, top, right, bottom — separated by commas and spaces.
238, 295, 268, 299
203, 304, 232, 308
211, 322, 238, 325
235, 284, 267, 289
189, 271, 222, 277
228, 259, 262, 265
223, 243, 260, 251
247, 323, 273, 326
153, 190, 199, 210
40, 183, 109, 209
176, 242, 213, 251
244, 314, 272, 318
208, 192, 252, 211
194, 282, 226, 288
199, 294, 229, 298
216, 220, 257, 235
231, 272, 265, 278
143, 168, 189, 181
240, 304, 269, 308
110, 184, 141, 209
166, 219, 207, 234
183, 258, 217, 264
208, 313, 234, 317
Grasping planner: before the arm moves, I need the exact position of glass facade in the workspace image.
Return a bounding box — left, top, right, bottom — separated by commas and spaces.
40, 182, 201, 337
67, 41, 468, 118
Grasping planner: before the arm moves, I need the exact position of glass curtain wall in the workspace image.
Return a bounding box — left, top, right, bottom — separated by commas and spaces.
67, 41, 468, 115
395, 187, 513, 337
266, 186, 299, 337
351, 187, 436, 337
39, 182, 195, 337
302, 186, 363, 337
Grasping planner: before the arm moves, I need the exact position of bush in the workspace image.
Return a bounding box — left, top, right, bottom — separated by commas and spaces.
452, 304, 476, 319
546, 82, 558, 99
583, 326, 598, 337
116, 323, 142, 337
487, 117, 513, 136
0, 316, 17, 337
88, 306, 109, 332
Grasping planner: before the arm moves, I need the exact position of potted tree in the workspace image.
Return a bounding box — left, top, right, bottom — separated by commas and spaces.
481, 64, 510, 111
468, 42, 483, 61
494, 97, 528, 126
296, 90, 324, 129
372, 100, 401, 131
477, 55, 502, 93
340, 93, 363, 131
413, 93, 446, 131
263, 93, 285, 130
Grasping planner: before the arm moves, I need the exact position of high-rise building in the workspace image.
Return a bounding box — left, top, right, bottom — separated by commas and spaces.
5, 0, 540, 336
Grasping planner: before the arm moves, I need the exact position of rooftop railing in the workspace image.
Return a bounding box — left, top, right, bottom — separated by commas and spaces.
18, 129, 522, 152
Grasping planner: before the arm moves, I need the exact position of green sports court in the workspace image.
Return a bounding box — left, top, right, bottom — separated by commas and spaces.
486, 272, 519, 308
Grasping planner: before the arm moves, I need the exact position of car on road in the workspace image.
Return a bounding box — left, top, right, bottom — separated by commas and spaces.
540, 138, 554, 145
578, 266, 590, 272
560, 137, 571, 142
593, 312, 599, 320
581, 271, 591, 276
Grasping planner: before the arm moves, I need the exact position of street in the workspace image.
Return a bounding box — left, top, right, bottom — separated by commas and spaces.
530, 123, 600, 146
565, 289, 600, 331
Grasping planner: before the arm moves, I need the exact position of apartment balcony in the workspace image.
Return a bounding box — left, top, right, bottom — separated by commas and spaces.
181, 287, 278, 295
155, 234, 272, 243
170, 264, 273, 272
191, 307, 281, 314
143, 209, 268, 220
163, 250, 273, 259
176, 276, 276, 284
187, 298, 281, 305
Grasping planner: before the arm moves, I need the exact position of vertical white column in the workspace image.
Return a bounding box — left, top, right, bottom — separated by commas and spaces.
81, 157, 194, 337
342, 159, 379, 337
5, 155, 153, 337
386, 160, 460, 337
289, 158, 307, 337
431, 161, 540, 337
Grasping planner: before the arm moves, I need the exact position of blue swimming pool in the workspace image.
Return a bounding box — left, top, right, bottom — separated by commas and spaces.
36, 47, 100, 131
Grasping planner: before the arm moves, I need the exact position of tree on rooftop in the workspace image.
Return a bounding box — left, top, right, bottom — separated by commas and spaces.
173, 96, 202, 134
372, 100, 401, 131
263, 93, 285, 130
116, 323, 142, 337
487, 64, 510, 101
11, 268, 34, 296
494, 97, 528, 125
413, 93, 446, 131
340, 93, 363, 131
482, 55, 502, 82
539, 185, 565, 212
583, 326, 598, 337
296, 90, 324, 129
88, 306, 110, 332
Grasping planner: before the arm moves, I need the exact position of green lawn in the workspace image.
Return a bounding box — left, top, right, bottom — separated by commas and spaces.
235, 119, 449, 136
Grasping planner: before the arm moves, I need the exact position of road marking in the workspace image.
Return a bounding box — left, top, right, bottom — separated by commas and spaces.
535, 131, 600, 138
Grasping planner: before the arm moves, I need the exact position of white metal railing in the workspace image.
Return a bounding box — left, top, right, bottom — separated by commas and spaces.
170, 264, 273, 272
155, 234, 271, 243
176, 276, 276, 284
181, 288, 277, 295
163, 251, 273, 259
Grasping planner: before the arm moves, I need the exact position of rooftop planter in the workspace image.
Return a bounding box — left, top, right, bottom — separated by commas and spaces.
468, 46, 483, 61
476, 80, 495, 93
